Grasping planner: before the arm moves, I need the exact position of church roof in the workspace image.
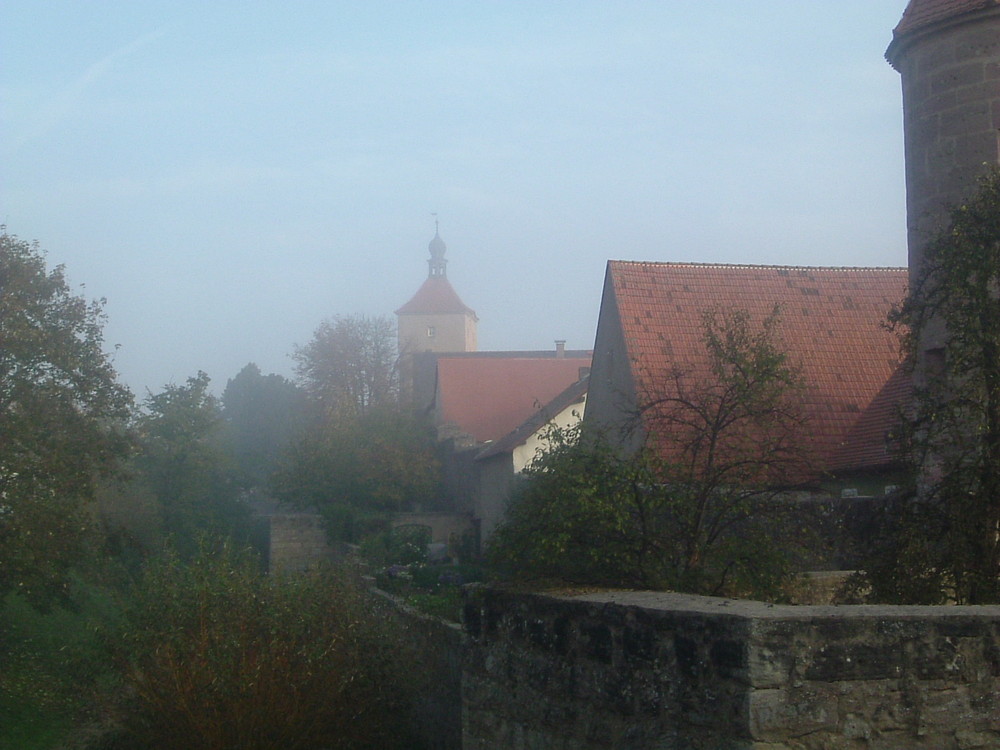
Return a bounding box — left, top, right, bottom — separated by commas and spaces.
605, 261, 908, 474
891, 0, 996, 40
395, 276, 477, 316
435, 352, 592, 444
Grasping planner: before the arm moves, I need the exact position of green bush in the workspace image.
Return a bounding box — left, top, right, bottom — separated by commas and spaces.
0, 577, 122, 750
113, 540, 422, 750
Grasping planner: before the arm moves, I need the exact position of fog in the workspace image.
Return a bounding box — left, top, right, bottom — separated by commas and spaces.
1, 1, 908, 395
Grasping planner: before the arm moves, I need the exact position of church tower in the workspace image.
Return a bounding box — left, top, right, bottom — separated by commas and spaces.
886, 0, 1000, 299
395, 223, 478, 356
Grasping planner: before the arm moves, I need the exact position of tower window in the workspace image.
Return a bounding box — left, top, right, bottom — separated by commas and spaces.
426, 326, 436, 338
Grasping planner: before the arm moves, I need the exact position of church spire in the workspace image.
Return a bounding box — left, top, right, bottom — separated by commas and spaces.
427, 218, 447, 278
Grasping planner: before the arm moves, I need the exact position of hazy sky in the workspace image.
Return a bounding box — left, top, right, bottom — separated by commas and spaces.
2, 1, 910, 397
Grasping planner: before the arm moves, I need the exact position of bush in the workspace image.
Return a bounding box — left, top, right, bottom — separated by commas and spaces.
113, 540, 422, 750
0, 577, 123, 750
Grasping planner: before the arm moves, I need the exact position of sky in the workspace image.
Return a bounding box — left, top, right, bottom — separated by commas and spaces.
2, 1, 910, 397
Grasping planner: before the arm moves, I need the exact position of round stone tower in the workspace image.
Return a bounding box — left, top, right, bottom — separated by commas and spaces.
886, 0, 1000, 301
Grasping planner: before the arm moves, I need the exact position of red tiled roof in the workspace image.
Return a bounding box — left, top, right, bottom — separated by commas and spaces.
477, 376, 588, 460
608, 261, 908, 474
436, 354, 592, 443
832, 363, 911, 472
395, 277, 476, 316
892, 0, 995, 38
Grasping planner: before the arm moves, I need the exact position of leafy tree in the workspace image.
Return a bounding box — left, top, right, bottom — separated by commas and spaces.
129, 372, 251, 557
489, 307, 811, 598
221, 363, 307, 490
861, 168, 1000, 604
0, 228, 132, 601
272, 408, 442, 541
293, 314, 398, 419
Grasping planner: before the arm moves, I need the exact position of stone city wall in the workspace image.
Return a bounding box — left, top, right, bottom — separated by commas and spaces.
461, 588, 1000, 749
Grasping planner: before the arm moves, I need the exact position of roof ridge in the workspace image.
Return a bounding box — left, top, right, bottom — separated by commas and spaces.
609, 260, 907, 272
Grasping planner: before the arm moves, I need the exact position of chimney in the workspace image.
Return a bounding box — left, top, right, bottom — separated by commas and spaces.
555, 340, 566, 358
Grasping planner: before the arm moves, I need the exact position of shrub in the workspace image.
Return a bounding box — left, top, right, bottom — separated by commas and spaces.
113, 540, 422, 750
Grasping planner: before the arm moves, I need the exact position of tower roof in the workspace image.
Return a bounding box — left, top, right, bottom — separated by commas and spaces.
395, 276, 477, 316
889, 0, 997, 53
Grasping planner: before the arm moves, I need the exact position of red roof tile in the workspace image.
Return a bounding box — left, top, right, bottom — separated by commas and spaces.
436, 354, 592, 443
892, 0, 995, 38
608, 262, 908, 474
395, 277, 476, 316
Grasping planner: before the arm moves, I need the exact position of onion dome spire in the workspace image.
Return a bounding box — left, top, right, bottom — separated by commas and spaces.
428, 218, 447, 278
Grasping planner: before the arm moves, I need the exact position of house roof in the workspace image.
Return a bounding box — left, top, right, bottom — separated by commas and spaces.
477, 376, 588, 460
435, 353, 592, 444
395, 276, 477, 317
887, 0, 999, 63
607, 261, 908, 474
892, 0, 995, 38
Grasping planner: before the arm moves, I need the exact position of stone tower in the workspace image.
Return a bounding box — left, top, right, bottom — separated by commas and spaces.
395, 223, 478, 356
886, 0, 1000, 304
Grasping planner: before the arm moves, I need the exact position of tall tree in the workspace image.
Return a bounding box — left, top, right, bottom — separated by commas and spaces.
865, 167, 1000, 604
132, 372, 250, 557
293, 314, 398, 419
0, 228, 132, 600
489, 307, 810, 598
221, 363, 307, 490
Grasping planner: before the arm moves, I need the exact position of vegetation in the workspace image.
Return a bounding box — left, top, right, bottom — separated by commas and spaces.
221, 363, 307, 491
112, 540, 421, 750
272, 408, 441, 541
489, 307, 811, 599
857, 167, 1000, 604
276, 313, 442, 541
1, 231, 438, 749
0, 228, 133, 603
293, 313, 398, 420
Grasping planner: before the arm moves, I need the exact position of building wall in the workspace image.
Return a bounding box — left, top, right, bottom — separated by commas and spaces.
584, 270, 642, 451
511, 396, 586, 473
461, 587, 1000, 749
398, 310, 477, 355
889, 10, 1000, 295
267, 512, 336, 572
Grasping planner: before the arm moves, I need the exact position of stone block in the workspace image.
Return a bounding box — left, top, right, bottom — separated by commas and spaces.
748, 687, 838, 740
939, 100, 992, 137
930, 62, 985, 96
955, 27, 1000, 62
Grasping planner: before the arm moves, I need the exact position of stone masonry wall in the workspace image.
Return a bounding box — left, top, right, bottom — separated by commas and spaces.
461, 588, 1000, 749
267, 512, 336, 573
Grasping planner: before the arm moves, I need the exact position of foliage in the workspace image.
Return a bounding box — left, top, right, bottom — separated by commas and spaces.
489, 307, 811, 599
374, 561, 483, 623
113, 540, 422, 750
221, 363, 307, 490
272, 408, 442, 541
0, 228, 133, 603
360, 524, 432, 567
0, 577, 123, 750
126, 372, 253, 558
860, 167, 1000, 604
293, 314, 398, 419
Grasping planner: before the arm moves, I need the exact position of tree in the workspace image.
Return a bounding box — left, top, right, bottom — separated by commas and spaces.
489, 307, 811, 598
271, 408, 441, 541
221, 363, 307, 490
862, 168, 1000, 604
293, 314, 398, 419
0, 228, 132, 600
129, 372, 251, 557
